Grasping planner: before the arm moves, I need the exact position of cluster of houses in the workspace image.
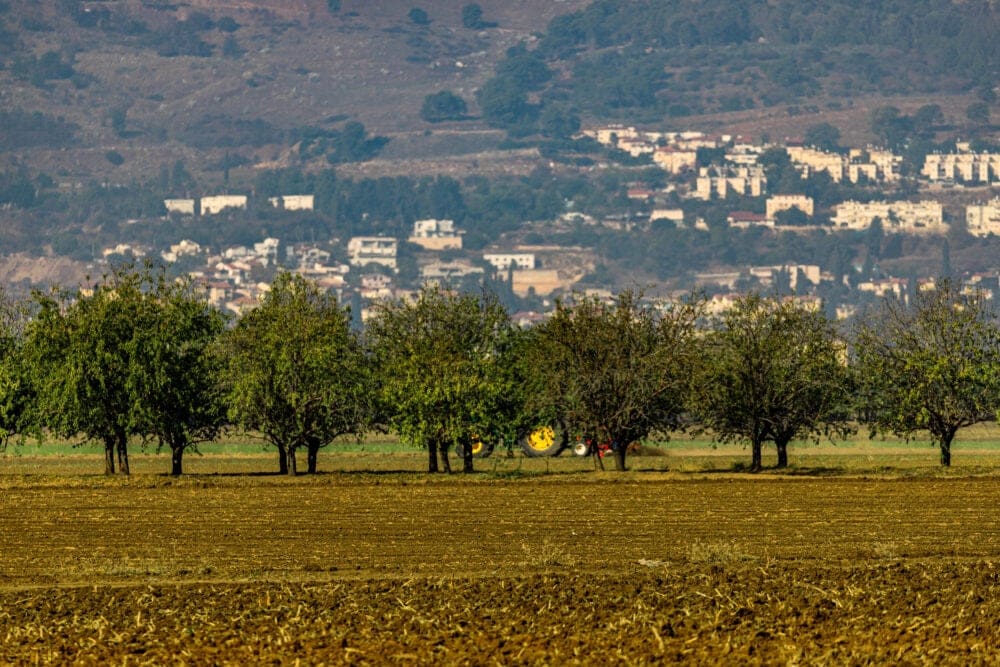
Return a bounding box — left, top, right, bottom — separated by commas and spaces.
163, 194, 315, 216
108, 211, 586, 317
117, 125, 1000, 321
587, 125, 1000, 236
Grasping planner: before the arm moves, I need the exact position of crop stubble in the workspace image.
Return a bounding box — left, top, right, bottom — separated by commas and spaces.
1, 475, 1000, 664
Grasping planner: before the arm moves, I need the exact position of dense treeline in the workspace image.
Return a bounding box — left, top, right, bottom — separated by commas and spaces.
478, 0, 999, 130
1, 266, 996, 475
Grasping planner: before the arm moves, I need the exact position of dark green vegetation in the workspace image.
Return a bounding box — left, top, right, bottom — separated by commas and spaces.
223, 272, 371, 475
23, 265, 224, 475
479, 0, 999, 133
856, 280, 1000, 466
3, 267, 1000, 475
693, 294, 853, 471
367, 286, 515, 474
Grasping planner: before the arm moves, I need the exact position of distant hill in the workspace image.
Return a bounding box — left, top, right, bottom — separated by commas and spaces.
0, 0, 589, 184
3, 0, 998, 189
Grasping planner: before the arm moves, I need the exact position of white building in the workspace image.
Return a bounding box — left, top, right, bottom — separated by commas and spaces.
253, 237, 280, 264
923, 152, 1000, 184
694, 166, 766, 200
483, 253, 536, 271
832, 200, 946, 234
201, 195, 247, 215
164, 198, 195, 215
408, 218, 463, 250
766, 195, 814, 220
161, 239, 202, 263
348, 236, 398, 271
966, 199, 1000, 237
268, 194, 315, 211
652, 147, 698, 174
650, 209, 685, 227
787, 146, 900, 184
419, 260, 484, 283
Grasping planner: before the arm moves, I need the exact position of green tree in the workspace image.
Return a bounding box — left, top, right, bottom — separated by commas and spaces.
913, 104, 944, 135
109, 106, 128, 138
538, 103, 580, 139
804, 122, 842, 152
224, 273, 371, 475
221, 34, 244, 59
523, 290, 701, 471
24, 269, 148, 474
461, 4, 495, 29
966, 102, 991, 126
855, 281, 1000, 466
366, 286, 513, 473
408, 7, 430, 25
496, 49, 552, 91
692, 294, 853, 471
0, 289, 31, 451
420, 90, 468, 122
127, 275, 226, 476
870, 106, 913, 150
476, 77, 535, 130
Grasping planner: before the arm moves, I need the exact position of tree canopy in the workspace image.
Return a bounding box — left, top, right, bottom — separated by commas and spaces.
523, 290, 701, 471
854, 281, 1000, 466
223, 272, 371, 475
127, 274, 227, 476
693, 294, 853, 471
420, 90, 469, 123
24, 269, 148, 474
366, 286, 514, 473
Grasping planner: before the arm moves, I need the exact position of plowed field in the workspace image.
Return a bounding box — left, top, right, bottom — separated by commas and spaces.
2, 463, 1000, 664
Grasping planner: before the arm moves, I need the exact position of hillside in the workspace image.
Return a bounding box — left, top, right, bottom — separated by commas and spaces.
0, 0, 998, 300
2, 0, 997, 188
0, 0, 589, 184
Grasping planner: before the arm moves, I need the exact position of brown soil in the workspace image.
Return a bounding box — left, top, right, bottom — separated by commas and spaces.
1, 473, 999, 663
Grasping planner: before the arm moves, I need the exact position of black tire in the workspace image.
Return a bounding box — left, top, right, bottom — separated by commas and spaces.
520, 425, 565, 457
456, 438, 493, 459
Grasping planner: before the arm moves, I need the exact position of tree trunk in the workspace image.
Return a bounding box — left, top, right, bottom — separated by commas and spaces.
439, 443, 452, 474
613, 442, 627, 472
171, 446, 184, 476
116, 428, 130, 475
593, 444, 605, 471
462, 437, 474, 473
103, 437, 116, 475
307, 445, 319, 474
427, 439, 439, 473
286, 446, 298, 475
277, 444, 288, 474
751, 439, 763, 472
940, 435, 953, 467
775, 439, 789, 469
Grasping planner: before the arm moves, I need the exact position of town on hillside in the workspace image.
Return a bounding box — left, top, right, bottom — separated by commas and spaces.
97, 128, 1000, 322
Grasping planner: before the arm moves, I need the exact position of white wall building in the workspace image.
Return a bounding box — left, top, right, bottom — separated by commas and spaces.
967, 199, 1000, 237
408, 218, 463, 250
766, 195, 814, 219
348, 236, 398, 270
695, 166, 766, 200
832, 200, 946, 234
483, 253, 536, 271
164, 198, 195, 215
923, 152, 1000, 183
201, 195, 247, 215
268, 194, 315, 211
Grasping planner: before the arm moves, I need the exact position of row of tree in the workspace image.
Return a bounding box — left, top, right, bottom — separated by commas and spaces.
0, 266, 996, 475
